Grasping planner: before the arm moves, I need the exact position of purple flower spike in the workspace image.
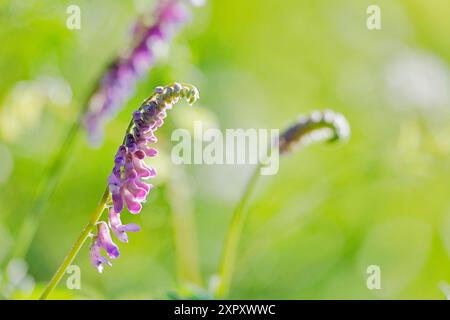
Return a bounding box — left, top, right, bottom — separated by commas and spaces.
90, 83, 199, 272
82, 0, 199, 145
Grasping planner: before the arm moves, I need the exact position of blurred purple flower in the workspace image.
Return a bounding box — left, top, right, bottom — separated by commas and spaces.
82, 0, 197, 145
89, 83, 199, 272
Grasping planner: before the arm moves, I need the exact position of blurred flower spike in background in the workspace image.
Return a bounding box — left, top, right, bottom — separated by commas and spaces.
83, 0, 204, 145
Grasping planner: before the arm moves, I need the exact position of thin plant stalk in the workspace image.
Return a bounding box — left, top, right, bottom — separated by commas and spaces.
216, 163, 262, 298
9, 97, 91, 262
39, 187, 110, 300
215, 110, 350, 298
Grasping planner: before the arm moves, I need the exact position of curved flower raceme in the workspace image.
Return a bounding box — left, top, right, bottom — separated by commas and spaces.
278, 109, 350, 155
82, 0, 201, 145
89, 83, 200, 272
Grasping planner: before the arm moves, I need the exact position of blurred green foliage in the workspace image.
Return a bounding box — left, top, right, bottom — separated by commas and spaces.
1, 0, 450, 299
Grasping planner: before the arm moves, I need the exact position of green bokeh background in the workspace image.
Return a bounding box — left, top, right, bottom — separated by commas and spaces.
1, 0, 450, 299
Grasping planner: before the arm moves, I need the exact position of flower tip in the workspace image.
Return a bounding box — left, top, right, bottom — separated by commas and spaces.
321, 110, 351, 143
123, 223, 141, 232
188, 87, 200, 105
333, 113, 351, 142
107, 246, 120, 259
279, 109, 350, 154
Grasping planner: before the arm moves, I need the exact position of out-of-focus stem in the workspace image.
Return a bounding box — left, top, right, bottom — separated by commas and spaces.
10, 119, 82, 260
39, 187, 110, 300
6, 78, 100, 264
167, 164, 202, 286
215, 110, 350, 298
216, 163, 262, 298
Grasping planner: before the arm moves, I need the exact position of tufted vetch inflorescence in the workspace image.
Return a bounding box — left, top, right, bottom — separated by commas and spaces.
89, 83, 199, 272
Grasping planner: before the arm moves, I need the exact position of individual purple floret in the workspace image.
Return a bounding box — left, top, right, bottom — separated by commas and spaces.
108, 208, 141, 243
82, 0, 197, 145
89, 83, 199, 272
90, 221, 120, 273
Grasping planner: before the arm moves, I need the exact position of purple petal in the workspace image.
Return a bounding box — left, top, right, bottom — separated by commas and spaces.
136, 180, 152, 192
124, 193, 143, 214
134, 150, 146, 160
105, 243, 120, 259
143, 146, 158, 157
90, 238, 112, 273
132, 156, 155, 178
97, 221, 120, 259
112, 192, 123, 213
120, 223, 141, 232
126, 181, 148, 199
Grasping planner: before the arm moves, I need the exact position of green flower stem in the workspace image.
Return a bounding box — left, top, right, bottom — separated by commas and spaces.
39, 187, 110, 300
216, 163, 262, 298
215, 110, 350, 298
